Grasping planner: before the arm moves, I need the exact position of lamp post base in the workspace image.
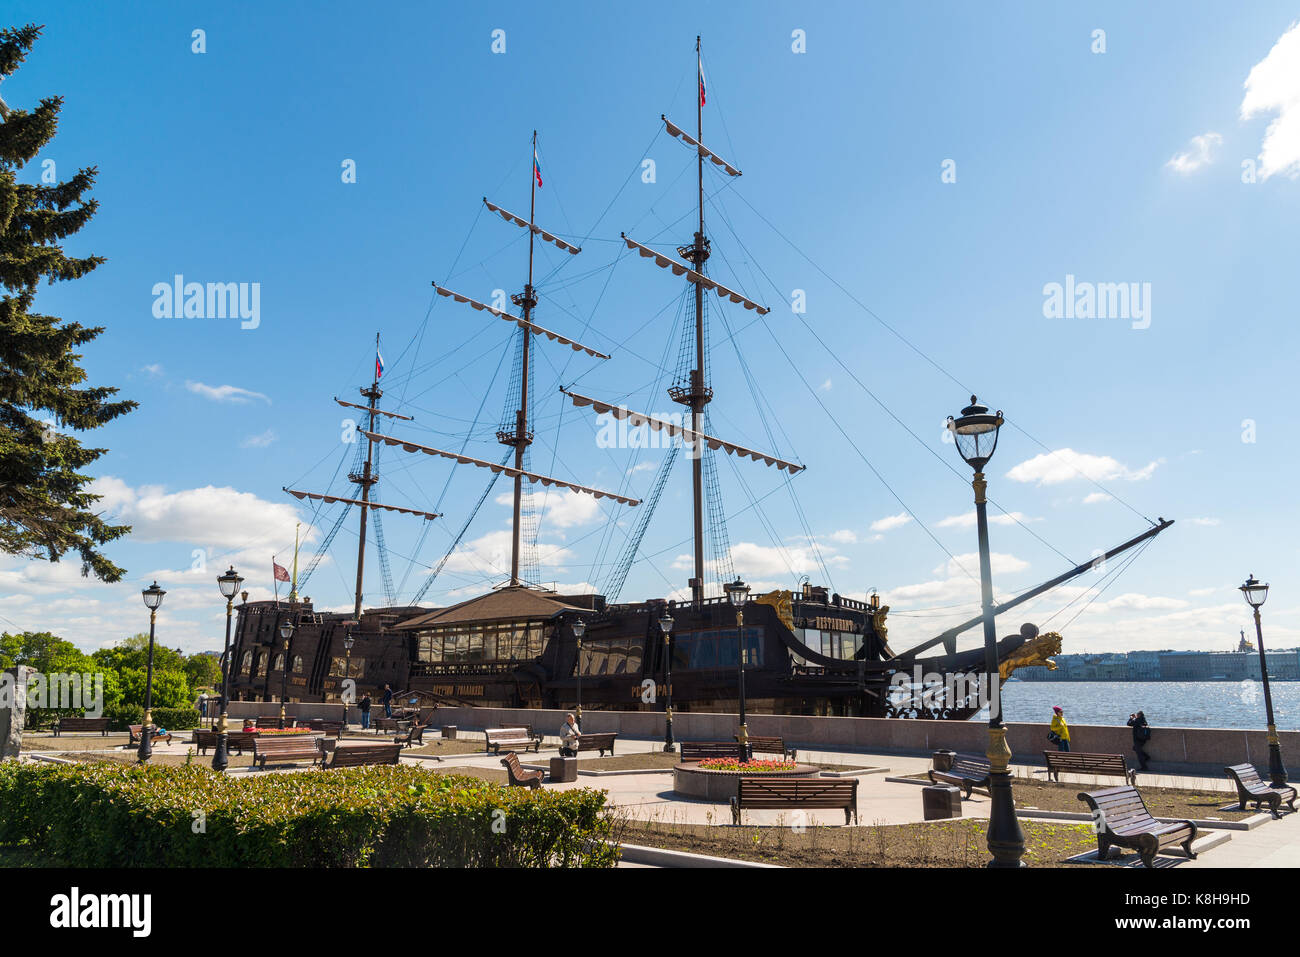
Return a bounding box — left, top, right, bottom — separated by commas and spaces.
1267, 727, 1288, 787
985, 726, 1025, 868
663, 712, 676, 752
137, 709, 153, 764
212, 710, 230, 772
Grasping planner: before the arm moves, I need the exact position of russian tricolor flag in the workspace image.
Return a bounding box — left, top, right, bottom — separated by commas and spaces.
375, 349, 384, 379
698, 53, 706, 107
533, 149, 543, 189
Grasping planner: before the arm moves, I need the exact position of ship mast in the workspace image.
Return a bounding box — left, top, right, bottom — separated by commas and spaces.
352, 332, 382, 618
360, 134, 639, 592
282, 348, 440, 617
681, 35, 709, 605
501, 131, 541, 585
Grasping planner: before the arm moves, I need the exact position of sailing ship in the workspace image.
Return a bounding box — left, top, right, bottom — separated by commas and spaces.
226, 39, 1172, 720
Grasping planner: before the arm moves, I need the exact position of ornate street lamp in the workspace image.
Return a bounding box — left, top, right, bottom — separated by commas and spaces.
725, 577, 751, 760
212, 566, 244, 771
947, 395, 1024, 868
138, 581, 166, 762
1241, 575, 1286, 785
572, 619, 586, 727
660, 611, 676, 752
342, 633, 355, 728
278, 619, 294, 728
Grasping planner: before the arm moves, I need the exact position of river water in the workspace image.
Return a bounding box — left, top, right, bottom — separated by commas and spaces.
996, 680, 1300, 731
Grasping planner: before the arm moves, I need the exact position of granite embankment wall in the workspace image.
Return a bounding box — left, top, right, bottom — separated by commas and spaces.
416, 706, 1299, 776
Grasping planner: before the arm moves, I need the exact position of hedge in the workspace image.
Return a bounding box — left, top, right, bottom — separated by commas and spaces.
103, 704, 200, 732
0, 762, 617, 868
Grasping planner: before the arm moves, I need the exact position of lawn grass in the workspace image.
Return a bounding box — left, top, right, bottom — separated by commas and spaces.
907, 772, 1250, 820
614, 816, 1098, 867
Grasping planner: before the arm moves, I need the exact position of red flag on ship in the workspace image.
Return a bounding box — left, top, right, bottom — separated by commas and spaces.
273, 560, 290, 582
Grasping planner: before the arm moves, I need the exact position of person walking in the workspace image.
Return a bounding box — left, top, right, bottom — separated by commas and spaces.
382, 683, 394, 719
359, 692, 372, 731
558, 713, 581, 757
1049, 705, 1071, 752
1127, 710, 1151, 771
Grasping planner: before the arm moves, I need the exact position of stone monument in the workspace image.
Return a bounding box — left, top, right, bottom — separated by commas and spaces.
0, 666, 33, 760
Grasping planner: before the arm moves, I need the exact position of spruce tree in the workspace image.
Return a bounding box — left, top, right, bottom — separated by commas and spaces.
0, 24, 135, 581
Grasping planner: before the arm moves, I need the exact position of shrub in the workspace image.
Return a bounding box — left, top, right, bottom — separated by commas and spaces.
0, 762, 617, 868
102, 704, 199, 732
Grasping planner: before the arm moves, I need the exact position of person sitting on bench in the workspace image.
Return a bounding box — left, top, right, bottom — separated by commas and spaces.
558, 713, 581, 757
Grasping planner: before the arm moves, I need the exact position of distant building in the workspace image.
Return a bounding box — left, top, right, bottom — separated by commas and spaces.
1007, 644, 1299, 682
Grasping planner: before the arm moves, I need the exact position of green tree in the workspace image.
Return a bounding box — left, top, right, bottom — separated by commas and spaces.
183, 653, 221, 692
118, 667, 189, 709
92, 633, 187, 675
0, 23, 136, 582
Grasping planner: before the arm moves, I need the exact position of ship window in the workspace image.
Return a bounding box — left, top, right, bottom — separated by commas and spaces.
672, 629, 762, 670
273, 653, 285, 672
467, 627, 484, 662
293, 655, 303, 673
240, 651, 252, 674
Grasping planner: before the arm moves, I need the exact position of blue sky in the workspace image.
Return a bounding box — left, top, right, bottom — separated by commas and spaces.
4, 1, 1299, 657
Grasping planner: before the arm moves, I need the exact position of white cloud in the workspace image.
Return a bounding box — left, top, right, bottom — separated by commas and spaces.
240, 429, 277, 448
185, 381, 271, 404
1005, 448, 1159, 486
1241, 20, 1300, 180
140, 363, 164, 377
870, 513, 912, 533
1166, 132, 1222, 173
89, 477, 308, 551
439, 529, 576, 578
1083, 492, 1112, 505
496, 490, 602, 530
1188, 517, 1221, 526
672, 541, 833, 579
819, 379, 832, 391
935, 511, 1032, 529
627, 462, 656, 476
935, 552, 1029, 580
827, 529, 858, 544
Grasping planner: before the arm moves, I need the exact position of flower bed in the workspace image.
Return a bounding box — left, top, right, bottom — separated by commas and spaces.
0, 762, 616, 868
697, 758, 798, 772
246, 727, 314, 736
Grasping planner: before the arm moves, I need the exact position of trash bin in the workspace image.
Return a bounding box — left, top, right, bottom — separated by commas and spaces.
931, 749, 956, 773
923, 784, 961, 820
550, 757, 578, 783
440, 725, 457, 740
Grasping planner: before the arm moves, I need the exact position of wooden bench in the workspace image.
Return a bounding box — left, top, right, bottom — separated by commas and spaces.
745, 735, 797, 761
127, 725, 173, 747
731, 777, 859, 826
1044, 751, 1137, 786
574, 731, 616, 756
251, 734, 324, 770
189, 729, 257, 755
324, 744, 402, 768
395, 724, 426, 748
927, 754, 990, 798
485, 727, 542, 754
308, 719, 345, 737
681, 741, 744, 762
53, 717, 110, 736
374, 717, 404, 734
254, 716, 290, 729
500, 751, 543, 789
1225, 763, 1297, 818
1076, 785, 1198, 868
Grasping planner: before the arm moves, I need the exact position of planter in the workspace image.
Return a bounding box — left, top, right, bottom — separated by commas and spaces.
672, 761, 822, 802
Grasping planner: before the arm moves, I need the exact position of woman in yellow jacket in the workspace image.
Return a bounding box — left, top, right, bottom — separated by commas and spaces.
1049, 705, 1071, 752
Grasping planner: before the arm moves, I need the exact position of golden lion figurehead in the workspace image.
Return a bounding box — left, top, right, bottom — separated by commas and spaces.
998, 630, 1063, 681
